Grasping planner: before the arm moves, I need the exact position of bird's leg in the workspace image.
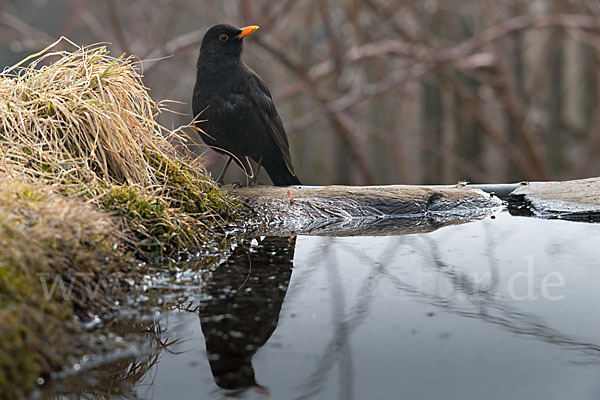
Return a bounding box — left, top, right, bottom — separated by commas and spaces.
243, 156, 252, 187
249, 155, 263, 187
233, 157, 253, 188
215, 156, 233, 186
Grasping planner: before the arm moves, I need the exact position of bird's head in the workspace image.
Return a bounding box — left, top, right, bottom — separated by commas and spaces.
199, 24, 259, 60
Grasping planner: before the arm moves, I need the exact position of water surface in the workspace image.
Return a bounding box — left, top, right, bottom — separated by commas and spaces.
45, 212, 600, 399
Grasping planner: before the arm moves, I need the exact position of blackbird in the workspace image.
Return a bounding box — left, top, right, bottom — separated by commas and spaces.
192, 24, 301, 186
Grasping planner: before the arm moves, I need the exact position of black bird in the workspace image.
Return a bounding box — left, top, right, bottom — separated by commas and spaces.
192, 24, 301, 186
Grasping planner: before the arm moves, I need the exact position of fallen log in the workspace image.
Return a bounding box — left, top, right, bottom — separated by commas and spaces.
227, 184, 503, 235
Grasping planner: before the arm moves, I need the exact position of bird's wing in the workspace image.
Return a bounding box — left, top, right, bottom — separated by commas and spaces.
246, 68, 295, 175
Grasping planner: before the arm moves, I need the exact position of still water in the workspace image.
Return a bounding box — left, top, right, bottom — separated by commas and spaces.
46, 212, 600, 399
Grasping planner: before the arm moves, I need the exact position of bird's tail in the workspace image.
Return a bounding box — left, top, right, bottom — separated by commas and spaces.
263, 155, 301, 186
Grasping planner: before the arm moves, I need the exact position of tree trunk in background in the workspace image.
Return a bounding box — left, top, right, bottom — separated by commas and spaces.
580, 43, 596, 141
454, 75, 483, 182
421, 81, 443, 184
507, 29, 526, 181
548, 28, 565, 175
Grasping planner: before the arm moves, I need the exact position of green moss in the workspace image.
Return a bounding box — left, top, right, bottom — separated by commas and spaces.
102, 185, 192, 256
0, 260, 70, 398
143, 148, 241, 219
92, 150, 245, 258
0, 266, 35, 304
0, 183, 129, 398
103, 186, 166, 219
0, 298, 81, 400
15, 188, 46, 203
0, 311, 41, 399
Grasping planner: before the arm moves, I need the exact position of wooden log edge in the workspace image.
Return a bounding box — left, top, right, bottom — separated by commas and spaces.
225, 184, 503, 236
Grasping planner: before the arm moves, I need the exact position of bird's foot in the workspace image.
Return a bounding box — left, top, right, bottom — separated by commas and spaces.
230, 179, 262, 188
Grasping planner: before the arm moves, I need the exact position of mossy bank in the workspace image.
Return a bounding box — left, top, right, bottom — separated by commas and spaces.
0, 39, 244, 398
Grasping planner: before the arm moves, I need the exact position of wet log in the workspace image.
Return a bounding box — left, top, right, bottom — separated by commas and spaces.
509, 177, 600, 220
227, 184, 503, 235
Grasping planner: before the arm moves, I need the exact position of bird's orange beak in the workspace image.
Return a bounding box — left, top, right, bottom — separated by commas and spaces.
236, 25, 259, 39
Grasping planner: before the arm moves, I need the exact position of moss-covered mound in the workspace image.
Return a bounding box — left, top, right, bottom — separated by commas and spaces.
0, 39, 243, 398
0, 181, 125, 399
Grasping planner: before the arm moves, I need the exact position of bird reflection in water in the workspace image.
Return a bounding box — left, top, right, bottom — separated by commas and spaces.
199, 235, 296, 393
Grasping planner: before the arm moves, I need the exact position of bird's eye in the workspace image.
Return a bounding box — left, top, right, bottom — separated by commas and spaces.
219, 33, 229, 42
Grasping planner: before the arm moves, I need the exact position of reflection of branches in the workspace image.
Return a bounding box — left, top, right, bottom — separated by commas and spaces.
342, 230, 600, 363
285, 237, 333, 303
296, 237, 399, 400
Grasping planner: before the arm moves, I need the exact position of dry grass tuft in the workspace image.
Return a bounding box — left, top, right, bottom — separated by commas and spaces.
0, 38, 169, 186
0, 38, 241, 257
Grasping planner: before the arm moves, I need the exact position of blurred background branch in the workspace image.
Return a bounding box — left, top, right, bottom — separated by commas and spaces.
2, 0, 600, 185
